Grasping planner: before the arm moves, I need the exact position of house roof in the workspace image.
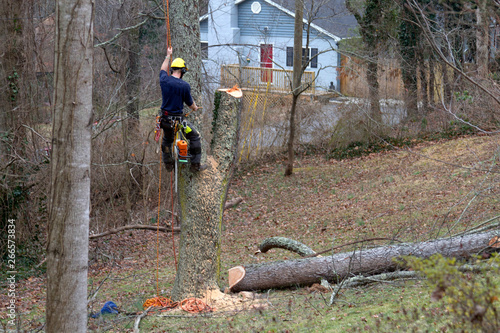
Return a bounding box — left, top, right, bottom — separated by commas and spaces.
199, 0, 358, 40
228, 0, 358, 39
271, 0, 358, 39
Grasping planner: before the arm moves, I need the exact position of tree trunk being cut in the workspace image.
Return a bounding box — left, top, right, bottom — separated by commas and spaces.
228, 231, 499, 292
171, 89, 241, 300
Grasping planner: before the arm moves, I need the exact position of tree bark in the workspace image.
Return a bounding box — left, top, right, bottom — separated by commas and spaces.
366, 60, 382, 124
169, 0, 203, 130
418, 54, 429, 115
428, 57, 435, 106
403, 66, 419, 118
346, 0, 387, 132
0, 0, 27, 230
46, 1, 93, 332
228, 230, 499, 292
399, 5, 420, 119
118, 0, 143, 219
171, 91, 241, 300
285, 0, 304, 176
475, 0, 489, 77
0, 0, 22, 150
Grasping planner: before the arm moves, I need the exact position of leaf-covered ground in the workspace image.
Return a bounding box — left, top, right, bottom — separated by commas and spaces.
2, 134, 499, 332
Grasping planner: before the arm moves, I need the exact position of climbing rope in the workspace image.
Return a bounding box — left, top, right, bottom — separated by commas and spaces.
143, 296, 177, 310
155, 138, 162, 298
180, 298, 214, 313
170, 167, 177, 269
162, 0, 171, 48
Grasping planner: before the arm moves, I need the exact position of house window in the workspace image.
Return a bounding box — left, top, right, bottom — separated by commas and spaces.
286, 47, 318, 68
310, 48, 318, 68
286, 47, 293, 67
201, 42, 208, 60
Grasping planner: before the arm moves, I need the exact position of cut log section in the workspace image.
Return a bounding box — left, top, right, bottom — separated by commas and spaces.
228, 266, 245, 290
228, 230, 499, 292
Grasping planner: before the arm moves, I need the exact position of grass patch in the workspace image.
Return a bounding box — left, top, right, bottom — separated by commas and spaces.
5, 134, 500, 332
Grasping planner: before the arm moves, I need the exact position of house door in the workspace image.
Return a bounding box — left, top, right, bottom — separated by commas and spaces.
260, 44, 273, 83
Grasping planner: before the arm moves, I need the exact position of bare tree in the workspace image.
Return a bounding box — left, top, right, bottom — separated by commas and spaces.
475, 0, 490, 77
0, 0, 26, 228
46, 0, 93, 331
0, 0, 49, 256
285, 0, 304, 176
405, 0, 500, 108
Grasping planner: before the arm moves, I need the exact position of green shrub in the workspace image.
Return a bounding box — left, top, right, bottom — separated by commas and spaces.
405, 254, 500, 332
359, 254, 500, 332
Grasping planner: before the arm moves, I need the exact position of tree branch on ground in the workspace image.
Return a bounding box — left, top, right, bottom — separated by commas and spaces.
89, 224, 180, 240
133, 306, 153, 333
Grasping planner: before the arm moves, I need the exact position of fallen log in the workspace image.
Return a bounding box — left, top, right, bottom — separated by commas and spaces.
228, 230, 499, 292
89, 224, 180, 240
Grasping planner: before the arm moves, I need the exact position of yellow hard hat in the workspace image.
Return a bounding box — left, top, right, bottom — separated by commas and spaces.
171, 58, 187, 70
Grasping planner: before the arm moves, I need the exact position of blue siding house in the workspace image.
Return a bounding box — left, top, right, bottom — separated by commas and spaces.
200, 0, 357, 93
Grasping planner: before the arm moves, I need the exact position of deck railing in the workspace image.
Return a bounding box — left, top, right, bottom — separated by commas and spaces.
221, 64, 315, 94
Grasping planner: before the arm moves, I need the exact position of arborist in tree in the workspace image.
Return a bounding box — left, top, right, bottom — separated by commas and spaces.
159, 47, 206, 172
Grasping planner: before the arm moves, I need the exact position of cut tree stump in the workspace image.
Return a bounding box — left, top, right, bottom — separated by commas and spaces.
228, 230, 499, 292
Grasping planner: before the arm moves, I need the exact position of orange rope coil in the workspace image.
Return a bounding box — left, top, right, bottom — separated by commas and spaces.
180, 298, 214, 313
143, 296, 177, 310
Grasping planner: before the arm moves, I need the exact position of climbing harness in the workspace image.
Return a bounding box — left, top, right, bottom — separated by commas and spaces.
167, 116, 192, 192
154, 115, 162, 142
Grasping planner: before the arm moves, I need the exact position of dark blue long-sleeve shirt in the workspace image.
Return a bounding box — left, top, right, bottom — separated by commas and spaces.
159, 70, 194, 115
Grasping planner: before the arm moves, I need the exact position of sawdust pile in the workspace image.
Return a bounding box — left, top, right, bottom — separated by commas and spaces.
202, 289, 269, 313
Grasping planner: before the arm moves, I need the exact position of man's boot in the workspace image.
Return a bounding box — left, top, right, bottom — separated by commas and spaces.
190, 163, 207, 172
162, 145, 174, 172
164, 162, 174, 172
